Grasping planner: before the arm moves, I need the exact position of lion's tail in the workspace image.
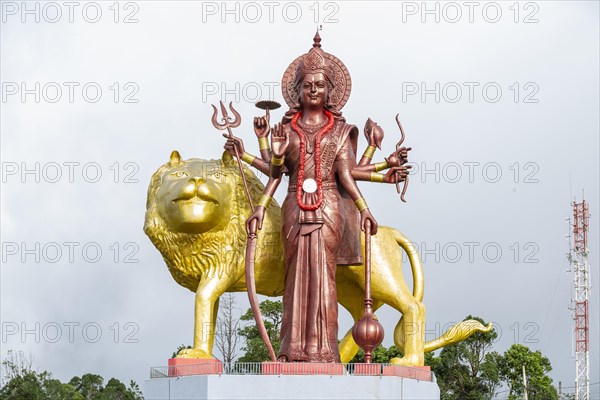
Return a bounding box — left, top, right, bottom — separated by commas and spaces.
393, 229, 424, 302
393, 229, 493, 352
424, 320, 493, 352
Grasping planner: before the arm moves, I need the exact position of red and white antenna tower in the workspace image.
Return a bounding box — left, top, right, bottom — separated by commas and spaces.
570, 197, 590, 400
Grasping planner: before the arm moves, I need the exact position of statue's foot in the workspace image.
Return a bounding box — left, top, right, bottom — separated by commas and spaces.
389, 354, 424, 367
176, 347, 213, 359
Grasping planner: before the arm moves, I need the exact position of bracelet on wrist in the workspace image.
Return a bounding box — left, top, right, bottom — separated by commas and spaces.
271, 155, 285, 167
241, 152, 256, 165
354, 197, 369, 212
374, 161, 387, 172
259, 137, 270, 151
257, 194, 272, 208
370, 172, 384, 183
362, 145, 376, 160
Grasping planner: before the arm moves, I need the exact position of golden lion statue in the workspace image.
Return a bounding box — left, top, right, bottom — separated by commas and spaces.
144, 151, 491, 366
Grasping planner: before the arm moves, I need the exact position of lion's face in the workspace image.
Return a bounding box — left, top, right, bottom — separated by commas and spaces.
154, 152, 234, 234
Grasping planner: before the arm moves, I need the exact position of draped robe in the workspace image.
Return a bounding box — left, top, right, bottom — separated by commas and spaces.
278, 119, 361, 363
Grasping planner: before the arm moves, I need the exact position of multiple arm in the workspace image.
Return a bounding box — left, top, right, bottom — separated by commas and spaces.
223, 116, 289, 179
223, 116, 273, 175
352, 147, 411, 184
223, 135, 270, 175
254, 116, 272, 162
268, 123, 288, 179
352, 119, 412, 184
336, 132, 378, 235
224, 113, 410, 185
246, 176, 282, 234
358, 118, 384, 166
224, 115, 411, 235
225, 116, 283, 234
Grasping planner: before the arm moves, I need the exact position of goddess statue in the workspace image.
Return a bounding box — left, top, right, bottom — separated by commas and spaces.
226, 32, 410, 363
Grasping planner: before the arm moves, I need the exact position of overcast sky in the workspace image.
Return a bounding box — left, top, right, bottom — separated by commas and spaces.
1, 1, 599, 397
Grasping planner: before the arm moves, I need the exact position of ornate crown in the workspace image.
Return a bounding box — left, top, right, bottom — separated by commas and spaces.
296, 32, 330, 77
282, 31, 352, 111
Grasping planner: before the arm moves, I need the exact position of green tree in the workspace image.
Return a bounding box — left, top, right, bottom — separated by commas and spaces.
1, 351, 83, 400
237, 300, 283, 362
0, 350, 46, 400
349, 345, 403, 363
429, 316, 500, 400
96, 378, 143, 400
68, 373, 103, 399
42, 374, 83, 400
1, 351, 142, 400
498, 344, 558, 400
0, 371, 46, 400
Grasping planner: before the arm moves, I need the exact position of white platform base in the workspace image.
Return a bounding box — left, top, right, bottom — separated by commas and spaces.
144, 374, 440, 400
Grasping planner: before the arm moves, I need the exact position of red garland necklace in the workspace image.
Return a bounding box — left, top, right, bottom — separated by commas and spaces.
290, 110, 335, 211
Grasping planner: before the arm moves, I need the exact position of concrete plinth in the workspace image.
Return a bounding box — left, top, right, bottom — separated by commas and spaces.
262, 362, 345, 375
168, 358, 223, 376
144, 374, 440, 399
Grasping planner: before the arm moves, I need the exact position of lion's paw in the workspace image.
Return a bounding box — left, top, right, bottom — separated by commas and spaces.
389, 355, 424, 367
176, 348, 213, 359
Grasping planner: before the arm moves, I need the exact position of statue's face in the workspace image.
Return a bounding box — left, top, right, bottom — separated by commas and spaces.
156, 160, 232, 234
300, 72, 328, 108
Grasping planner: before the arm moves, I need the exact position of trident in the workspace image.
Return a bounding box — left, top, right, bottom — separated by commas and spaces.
211, 101, 254, 211
210, 101, 277, 362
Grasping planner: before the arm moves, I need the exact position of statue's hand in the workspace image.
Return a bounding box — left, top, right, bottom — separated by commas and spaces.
364, 118, 384, 149
246, 206, 266, 234
271, 123, 289, 159
397, 146, 411, 164
385, 152, 400, 168
385, 147, 411, 167
223, 134, 245, 157
254, 116, 270, 138
360, 208, 378, 235
383, 165, 412, 184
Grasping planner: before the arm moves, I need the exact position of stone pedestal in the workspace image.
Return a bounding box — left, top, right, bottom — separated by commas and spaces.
167, 358, 223, 376
145, 373, 439, 399
353, 363, 382, 375
262, 362, 345, 375
383, 365, 431, 381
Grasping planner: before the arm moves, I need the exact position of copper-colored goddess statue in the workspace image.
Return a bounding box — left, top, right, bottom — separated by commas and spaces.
229, 32, 405, 363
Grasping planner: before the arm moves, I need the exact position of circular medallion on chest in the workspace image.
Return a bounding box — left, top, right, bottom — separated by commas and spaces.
302, 178, 318, 193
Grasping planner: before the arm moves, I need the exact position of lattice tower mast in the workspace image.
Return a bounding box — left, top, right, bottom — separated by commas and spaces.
571, 198, 590, 400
